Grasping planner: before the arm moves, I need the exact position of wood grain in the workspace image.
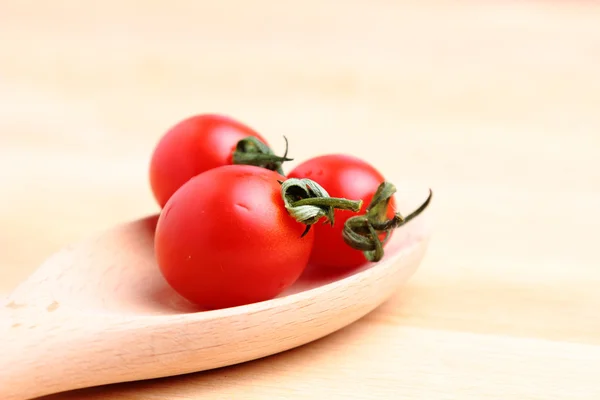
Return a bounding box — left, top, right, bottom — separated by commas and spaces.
1, 0, 599, 398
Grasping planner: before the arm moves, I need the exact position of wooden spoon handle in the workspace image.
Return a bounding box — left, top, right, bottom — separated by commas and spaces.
0, 299, 186, 400
0, 301, 128, 400
0, 303, 81, 399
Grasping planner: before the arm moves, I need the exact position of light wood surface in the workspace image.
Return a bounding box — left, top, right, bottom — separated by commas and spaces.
1, 0, 600, 399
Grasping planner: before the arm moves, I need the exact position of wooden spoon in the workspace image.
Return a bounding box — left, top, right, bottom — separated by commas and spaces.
0, 187, 432, 400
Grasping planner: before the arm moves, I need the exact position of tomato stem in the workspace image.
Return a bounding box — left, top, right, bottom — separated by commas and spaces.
280, 178, 363, 238
290, 197, 362, 212
232, 136, 293, 175
342, 183, 433, 262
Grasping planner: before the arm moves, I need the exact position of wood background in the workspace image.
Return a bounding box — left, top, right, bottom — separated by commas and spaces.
1, 0, 600, 398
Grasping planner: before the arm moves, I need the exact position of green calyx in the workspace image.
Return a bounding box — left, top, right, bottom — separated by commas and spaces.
232, 136, 293, 175
280, 178, 363, 238
342, 182, 433, 263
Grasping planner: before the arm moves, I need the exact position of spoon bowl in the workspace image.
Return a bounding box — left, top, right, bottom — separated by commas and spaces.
1, 186, 432, 400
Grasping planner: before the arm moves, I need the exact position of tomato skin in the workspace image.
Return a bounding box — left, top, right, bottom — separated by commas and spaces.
154, 165, 315, 310
287, 154, 395, 269
149, 114, 270, 208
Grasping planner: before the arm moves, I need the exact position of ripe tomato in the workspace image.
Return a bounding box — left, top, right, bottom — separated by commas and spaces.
288, 154, 393, 269
149, 113, 290, 208
154, 164, 361, 310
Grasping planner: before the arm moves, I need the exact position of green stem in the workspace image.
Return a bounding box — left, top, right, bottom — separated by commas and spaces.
232, 136, 292, 175
370, 189, 432, 231
290, 197, 362, 212
280, 178, 363, 237
342, 183, 433, 262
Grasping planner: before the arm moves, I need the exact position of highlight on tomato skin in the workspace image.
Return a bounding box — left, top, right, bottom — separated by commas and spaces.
149, 113, 291, 209
287, 153, 396, 270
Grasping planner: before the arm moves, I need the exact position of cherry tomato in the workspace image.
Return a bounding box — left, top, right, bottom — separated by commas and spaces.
149, 113, 289, 208
288, 154, 396, 269
154, 165, 315, 310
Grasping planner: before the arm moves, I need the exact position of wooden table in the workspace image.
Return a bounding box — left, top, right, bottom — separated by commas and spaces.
2, 0, 600, 398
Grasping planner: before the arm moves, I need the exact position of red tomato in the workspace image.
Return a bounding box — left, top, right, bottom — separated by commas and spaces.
149, 113, 289, 208
154, 165, 315, 310
287, 154, 396, 269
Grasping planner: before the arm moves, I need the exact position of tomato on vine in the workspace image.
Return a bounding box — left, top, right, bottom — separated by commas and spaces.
288, 154, 432, 269
154, 164, 362, 310
149, 113, 291, 208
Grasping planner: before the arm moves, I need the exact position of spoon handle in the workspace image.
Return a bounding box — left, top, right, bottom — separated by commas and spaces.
0, 303, 85, 399
0, 301, 135, 400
